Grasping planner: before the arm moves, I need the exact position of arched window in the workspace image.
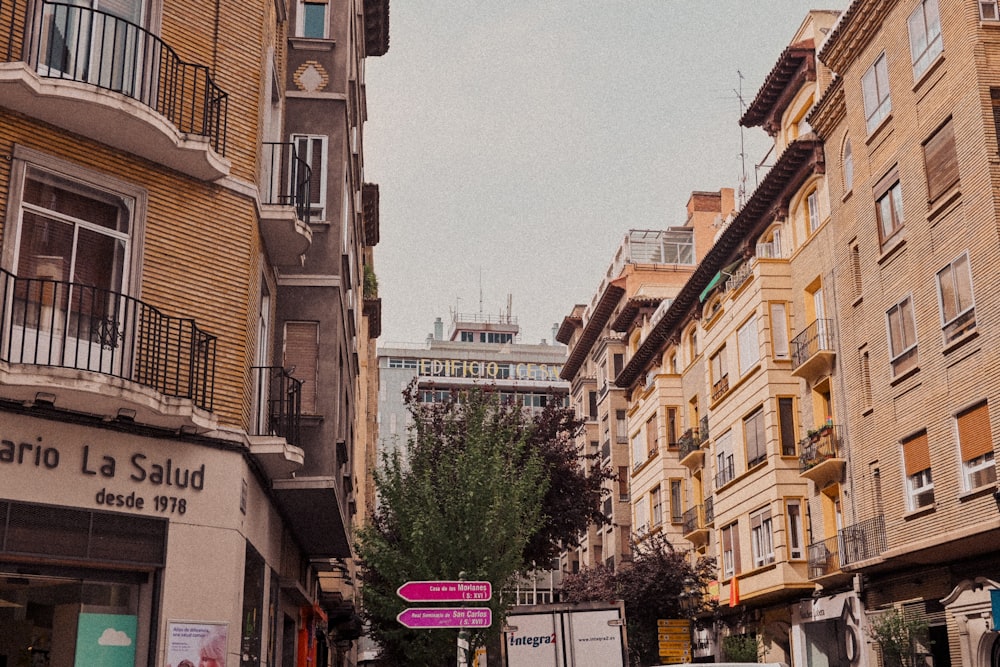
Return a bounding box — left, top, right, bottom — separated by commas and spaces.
843, 137, 854, 192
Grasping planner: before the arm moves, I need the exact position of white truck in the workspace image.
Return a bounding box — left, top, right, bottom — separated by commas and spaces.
501, 600, 628, 667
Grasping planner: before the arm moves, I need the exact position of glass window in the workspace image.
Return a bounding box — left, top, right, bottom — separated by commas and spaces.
300, 0, 327, 38
645, 413, 659, 457
807, 190, 821, 233
738, 316, 759, 376
292, 134, 328, 220
862, 53, 892, 133
778, 397, 797, 456
886, 296, 918, 377
786, 500, 805, 560
902, 432, 934, 510
635, 496, 649, 536
670, 479, 683, 523
710, 345, 728, 398
982, 1, 1000, 20
876, 179, 905, 246
715, 430, 735, 488
957, 403, 996, 490
909, 0, 942, 79
770, 303, 789, 360
651, 486, 662, 527
750, 507, 775, 567
937, 252, 976, 343
744, 407, 767, 468
721, 522, 740, 578
631, 431, 644, 469
843, 138, 854, 191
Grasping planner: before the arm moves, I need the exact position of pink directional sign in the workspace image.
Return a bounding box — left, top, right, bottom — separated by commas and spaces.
397, 607, 492, 629
397, 580, 492, 602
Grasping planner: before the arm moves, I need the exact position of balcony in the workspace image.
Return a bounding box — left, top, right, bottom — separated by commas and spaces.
711, 375, 729, 403
714, 459, 735, 490
249, 366, 305, 479
0, 268, 216, 429
798, 424, 846, 487
1, 0, 230, 180
839, 515, 887, 568
682, 499, 713, 545
260, 142, 313, 264
807, 535, 841, 580
791, 319, 835, 379
678, 428, 704, 469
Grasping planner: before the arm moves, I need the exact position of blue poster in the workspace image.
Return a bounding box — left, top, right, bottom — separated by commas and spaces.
75, 613, 137, 667
991, 589, 1000, 631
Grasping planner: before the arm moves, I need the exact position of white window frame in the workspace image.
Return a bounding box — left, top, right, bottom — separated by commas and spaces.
291, 134, 328, 221
750, 507, 775, 568
715, 430, 734, 488
981, 1, 1000, 20
807, 190, 821, 233
770, 302, 790, 360
906, 467, 934, 510
886, 295, 919, 377
786, 499, 805, 560
738, 316, 760, 376
631, 430, 645, 469
936, 252, 976, 343
843, 138, 854, 191
876, 180, 905, 246
862, 53, 892, 133
297, 0, 328, 38
964, 452, 996, 490
634, 495, 649, 537
721, 522, 737, 579
908, 0, 943, 79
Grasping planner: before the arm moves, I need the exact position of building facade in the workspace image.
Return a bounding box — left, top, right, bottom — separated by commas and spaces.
0, 0, 386, 665
812, 1, 1000, 666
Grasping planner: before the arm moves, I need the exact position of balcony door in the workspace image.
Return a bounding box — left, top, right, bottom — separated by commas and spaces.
38, 0, 149, 97
8, 167, 132, 373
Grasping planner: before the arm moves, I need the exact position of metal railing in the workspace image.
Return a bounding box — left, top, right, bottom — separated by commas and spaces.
791, 319, 835, 368
799, 424, 843, 473
807, 535, 840, 579
600, 439, 611, 462
252, 366, 302, 445
262, 142, 312, 223
704, 496, 714, 524
715, 458, 735, 489
711, 375, 729, 402
724, 262, 753, 292
678, 428, 702, 459
3, 0, 228, 153
682, 504, 704, 535
0, 268, 216, 410
839, 515, 887, 567
700, 415, 709, 441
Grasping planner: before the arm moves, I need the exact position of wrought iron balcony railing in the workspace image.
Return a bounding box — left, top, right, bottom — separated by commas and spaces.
678, 428, 702, 459
682, 504, 703, 535
0, 268, 216, 410
704, 496, 714, 524
791, 318, 835, 368
839, 515, 887, 567
799, 424, 843, 472
711, 375, 729, 402
2, 0, 228, 153
699, 414, 709, 441
252, 366, 302, 445
715, 458, 735, 489
262, 142, 312, 224
807, 535, 841, 579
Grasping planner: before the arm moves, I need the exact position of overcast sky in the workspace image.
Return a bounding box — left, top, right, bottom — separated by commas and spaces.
364, 2, 851, 346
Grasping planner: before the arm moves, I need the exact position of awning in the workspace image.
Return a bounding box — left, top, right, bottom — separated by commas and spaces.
698, 260, 743, 302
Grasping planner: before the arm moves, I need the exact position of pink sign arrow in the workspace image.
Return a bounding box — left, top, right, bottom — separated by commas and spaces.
397, 607, 493, 629
397, 580, 492, 602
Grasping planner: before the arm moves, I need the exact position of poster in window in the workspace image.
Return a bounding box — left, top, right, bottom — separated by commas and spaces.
74, 613, 137, 667
166, 621, 229, 667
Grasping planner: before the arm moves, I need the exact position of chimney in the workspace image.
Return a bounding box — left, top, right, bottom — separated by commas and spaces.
434, 317, 444, 341
551, 324, 560, 344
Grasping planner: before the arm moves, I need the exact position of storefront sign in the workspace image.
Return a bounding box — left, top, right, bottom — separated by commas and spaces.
74, 613, 137, 667
1, 432, 209, 517
166, 621, 229, 667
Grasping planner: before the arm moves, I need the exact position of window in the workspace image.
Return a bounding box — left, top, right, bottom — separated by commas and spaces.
618, 466, 630, 501
716, 431, 735, 488
923, 119, 960, 204
292, 134, 328, 220
588, 391, 598, 420
663, 229, 696, 264
850, 242, 863, 299
665, 407, 678, 447
616, 410, 628, 442
10, 162, 138, 371
744, 408, 767, 468
721, 522, 740, 578
299, 0, 328, 38
843, 138, 854, 191
770, 303, 789, 360
635, 496, 649, 536
738, 316, 759, 376
902, 432, 934, 510
645, 413, 659, 457
875, 170, 905, 247
750, 507, 775, 567
957, 403, 996, 490
859, 347, 872, 410
631, 431, 644, 468
460, 331, 474, 342
786, 500, 805, 560
937, 252, 976, 343
284, 321, 319, 413
670, 479, 683, 523
908, 0, 942, 79
613, 352, 624, 377
862, 53, 892, 133
710, 345, 728, 398
807, 190, 821, 233
982, 1, 1000, 20
887, 296, 919, 377
651, 486, 663, 527
778, 397, 797, 456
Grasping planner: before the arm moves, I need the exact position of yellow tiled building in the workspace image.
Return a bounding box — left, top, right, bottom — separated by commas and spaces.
0, 0, 387, 665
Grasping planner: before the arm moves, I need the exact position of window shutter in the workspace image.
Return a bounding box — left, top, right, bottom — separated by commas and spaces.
902, 432, 931, 476
284, 321, 318, 413
923, 119, 959, 202
958, 402, 993, 461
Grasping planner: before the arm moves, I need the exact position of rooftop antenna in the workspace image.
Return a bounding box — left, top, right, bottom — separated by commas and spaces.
735, 70, 749, 210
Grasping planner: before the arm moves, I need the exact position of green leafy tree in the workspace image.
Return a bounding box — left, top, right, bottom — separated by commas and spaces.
357, 386, 549, 666
561, 532, 717, 666
867, 608, 928, 667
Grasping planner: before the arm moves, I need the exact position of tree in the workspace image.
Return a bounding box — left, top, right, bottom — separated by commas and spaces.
561, 532, 717, 667
357, 386, 551, 666
867, 608, 928, 667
